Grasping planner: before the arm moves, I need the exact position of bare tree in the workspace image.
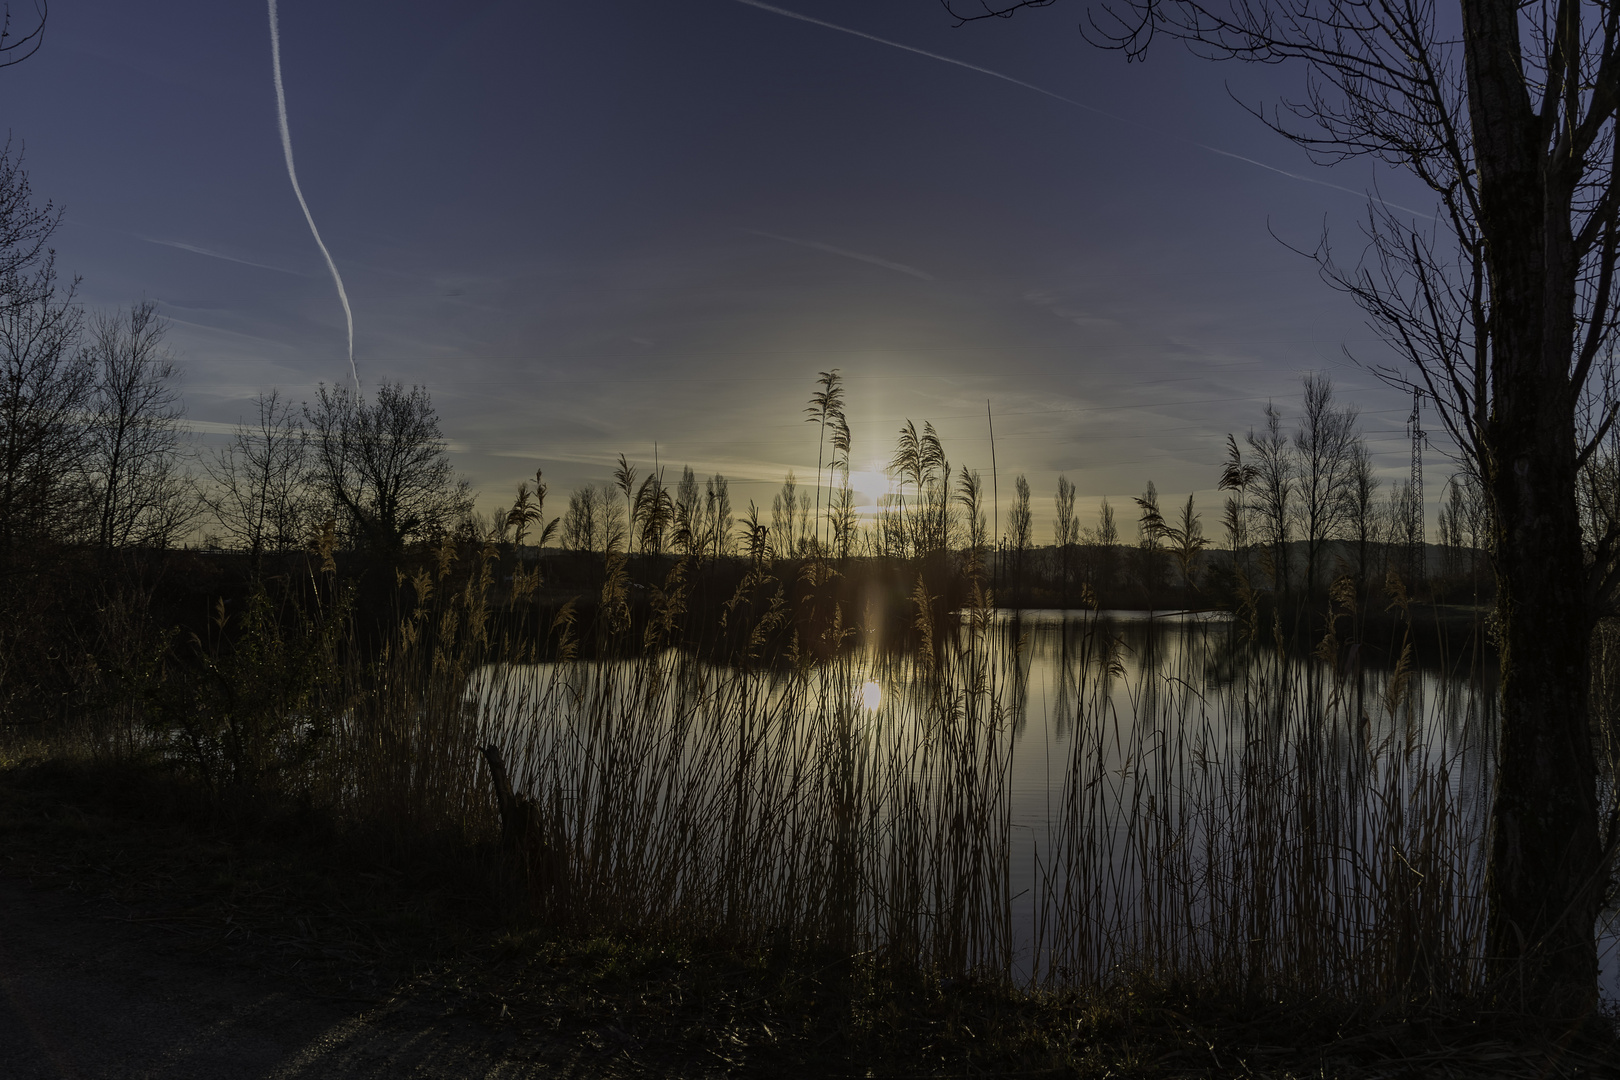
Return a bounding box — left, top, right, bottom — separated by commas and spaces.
560, 484, 595, 553
1054, 474, 1078, 604
0, 142, 87, 557
0, 141, 57, 294
201, 389, 308, 566
1382, 479, 1422, 582
0, 251, 87, 555
1087, 496, 1119, 593
84, 303, 195, 549
673, 465, 701, 558
1290, 375, 1359, 600
771, 471, 800, 560
1438, 469, 1488, 589
304, 381, 472, 557
1247, 403, 1294, 595
1344, 435, 1380, 599
701, 473, 733, 561
562, 482, 622, 554
1008, 473, 1033, 600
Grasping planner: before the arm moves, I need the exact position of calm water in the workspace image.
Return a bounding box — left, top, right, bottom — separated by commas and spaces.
982, 609, 1613, 998
476, 608, 1619, 999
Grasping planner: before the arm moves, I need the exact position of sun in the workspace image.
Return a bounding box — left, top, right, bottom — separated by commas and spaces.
848, 469, 892, 503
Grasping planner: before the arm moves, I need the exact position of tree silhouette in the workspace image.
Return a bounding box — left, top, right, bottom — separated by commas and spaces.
202, 389, 308, 568
85, 302, 194, 550
304, 382, 472, 558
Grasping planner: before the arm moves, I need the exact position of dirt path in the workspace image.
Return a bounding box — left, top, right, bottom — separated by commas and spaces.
0, 878, 587, 1079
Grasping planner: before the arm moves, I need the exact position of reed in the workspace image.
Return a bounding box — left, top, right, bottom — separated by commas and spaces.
461, 568, 1018, 977
356, 544, 1525, 1007
1033, 605, 1495, 1004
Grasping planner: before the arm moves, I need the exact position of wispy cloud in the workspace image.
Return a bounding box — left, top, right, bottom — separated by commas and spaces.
141, 237, 303, 275
156, 312, 308, 352
182, 418, 250, 437
729, 0, 1434, 221
749, 229, 935, 280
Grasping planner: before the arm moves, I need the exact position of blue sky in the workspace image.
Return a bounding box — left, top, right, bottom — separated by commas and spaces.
2, 0, 1446, 534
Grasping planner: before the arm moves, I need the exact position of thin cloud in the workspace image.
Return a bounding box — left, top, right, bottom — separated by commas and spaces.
728, 0, 1435, 221
182, 418, 251, 436
156, 312, 310, 352
141, 237, 304, 276
749, 229, 936, 280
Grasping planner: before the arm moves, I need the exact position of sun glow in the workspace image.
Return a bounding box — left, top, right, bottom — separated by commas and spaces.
859, 680, 882, 711
848, 469, 892, 504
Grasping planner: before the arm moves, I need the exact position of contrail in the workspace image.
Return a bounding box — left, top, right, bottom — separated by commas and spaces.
730, 0, 1124, 120
728, 0, 1433, 221
749, 229, 936, 279
141, 236, 303, 276
268, 0, 359, 390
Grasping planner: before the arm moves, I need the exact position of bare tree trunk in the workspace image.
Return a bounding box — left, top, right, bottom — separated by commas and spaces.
1464, 0, 1602, 1009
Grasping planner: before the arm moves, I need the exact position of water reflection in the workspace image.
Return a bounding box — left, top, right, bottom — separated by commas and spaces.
475, 608, 1617, 999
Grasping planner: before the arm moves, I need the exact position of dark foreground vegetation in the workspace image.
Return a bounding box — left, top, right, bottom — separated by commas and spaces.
5, 669, 1619, 1077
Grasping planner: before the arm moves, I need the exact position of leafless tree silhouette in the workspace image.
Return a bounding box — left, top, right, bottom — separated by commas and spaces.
202, 389, 308, 567
0, 253, 85, 554
0, 142, 57, 295
85, 303, 194, 549
304, 381, 473, 557
1291, 375, 1358, 601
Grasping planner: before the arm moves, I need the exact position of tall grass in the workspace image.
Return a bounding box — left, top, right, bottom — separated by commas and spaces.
1034, 609, 1495, 1002
368, 545, 1522, 1006
469, 576, 1018, 975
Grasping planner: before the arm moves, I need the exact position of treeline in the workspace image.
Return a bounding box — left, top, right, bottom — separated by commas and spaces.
532, 371, 1494, 614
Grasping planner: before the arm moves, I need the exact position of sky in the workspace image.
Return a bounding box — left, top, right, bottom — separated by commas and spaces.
0, 0, 1451, 538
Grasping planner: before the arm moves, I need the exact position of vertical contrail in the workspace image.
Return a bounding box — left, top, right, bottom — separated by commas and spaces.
268, 0, 358, 390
